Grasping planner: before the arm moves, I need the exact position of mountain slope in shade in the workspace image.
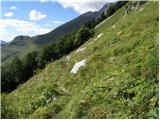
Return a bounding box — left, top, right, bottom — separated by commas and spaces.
1, 3, 111, 64
0, 40, 7, 45
2, 1, 158, 119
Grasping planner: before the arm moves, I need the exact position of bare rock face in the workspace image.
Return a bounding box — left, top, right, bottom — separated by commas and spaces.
125, 1, 146, 15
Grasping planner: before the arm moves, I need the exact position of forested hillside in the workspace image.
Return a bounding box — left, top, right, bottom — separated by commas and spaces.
1, 1, 158, 119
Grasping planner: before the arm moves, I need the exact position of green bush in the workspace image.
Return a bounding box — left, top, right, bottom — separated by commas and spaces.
72, 100, 90, 118
1, 94, 19, 118
113, 46, 128, 56
30, 107, 50, 119
89, 106, 107, 118
24, 86, 60, 115
146, 107, 159, 119
129, 64, 142, 78
141, 54, 158, 80
30, 102, 62, 119
111, 36, 120, 44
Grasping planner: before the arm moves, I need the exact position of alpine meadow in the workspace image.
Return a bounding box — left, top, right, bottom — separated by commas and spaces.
1, 1, 159, 119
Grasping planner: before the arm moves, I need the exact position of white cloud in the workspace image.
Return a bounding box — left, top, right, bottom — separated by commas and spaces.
53, 20, 65, 24
9, 6, 17, 10
0, 19, 51, 42
41, 0, 50, 2
40, 0, 117, 14
57, 0, 117, 14
4, 12, 13, 17
29, 10, 46, 21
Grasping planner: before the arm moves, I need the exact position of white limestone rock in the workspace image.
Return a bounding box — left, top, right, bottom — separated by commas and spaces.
70, 59, 86, 74
75, 47, 86, 54
112, 25, 116, 29
97, 33, 104, 38
139, 8, 144, 12
66, 55, 71, 61
94, 33, 104, 41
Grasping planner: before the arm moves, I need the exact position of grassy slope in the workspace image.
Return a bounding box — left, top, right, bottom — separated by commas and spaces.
4, 1, 158, 119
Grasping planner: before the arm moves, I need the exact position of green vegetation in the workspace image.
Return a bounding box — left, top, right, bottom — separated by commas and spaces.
2, 1, 127, 92
1, 1, 158, 119
1, 25, 94, 92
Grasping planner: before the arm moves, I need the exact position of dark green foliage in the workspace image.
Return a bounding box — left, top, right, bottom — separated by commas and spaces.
106, 5, 115, 17
36, 50, 46, 69
1, 66, 16, 91
146, 107, 159, 119
11, 57, 25, 84
101, 12, 107, 20
106, 1, 128, 17
74, 25, 94, 47
84, 1, 128, 30
1, 57, 25, 92
139, 1, 147, 6
85, 19, 96, 29
23, 51, 38, 78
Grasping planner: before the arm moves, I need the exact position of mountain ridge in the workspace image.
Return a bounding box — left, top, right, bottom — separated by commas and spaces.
1, 3, 111, 64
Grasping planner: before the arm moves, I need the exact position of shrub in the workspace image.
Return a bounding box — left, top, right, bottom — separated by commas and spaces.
25, 86, 60, 115
141, 54, 158, 80
111, 36, 120, 44
113, 46, 127, 56
1, 94, 19, 118
129, 64, 142, 78
89, 106, 107, 118
31, 103, 62, 119
30, 107, 49, 119
72, 100, 90, 118
146, 107, 159, 119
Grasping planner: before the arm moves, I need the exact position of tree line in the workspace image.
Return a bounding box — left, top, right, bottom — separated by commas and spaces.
1, 1, 128, 92
85, 1, 128, 29
1, 26, 94, 92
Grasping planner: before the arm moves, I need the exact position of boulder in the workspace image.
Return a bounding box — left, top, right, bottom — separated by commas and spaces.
70, 59, 86, 74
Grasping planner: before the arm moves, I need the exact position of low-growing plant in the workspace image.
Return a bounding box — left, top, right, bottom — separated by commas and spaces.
141, 54, 158, 80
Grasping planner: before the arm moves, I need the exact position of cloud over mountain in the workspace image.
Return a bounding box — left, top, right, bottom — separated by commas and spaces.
29, 10, 46, 21
57, 0, 117, 14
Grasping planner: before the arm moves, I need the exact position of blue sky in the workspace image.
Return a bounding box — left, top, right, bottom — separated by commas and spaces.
0, 0, 115, 42
2, 1, 79, 25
